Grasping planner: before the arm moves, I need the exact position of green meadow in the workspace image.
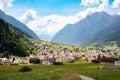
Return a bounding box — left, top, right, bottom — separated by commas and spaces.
0, 62, 120, 80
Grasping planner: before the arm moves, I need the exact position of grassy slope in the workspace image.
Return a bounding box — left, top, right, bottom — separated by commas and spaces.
0, 19, 36, 57
0, 62, 120, 80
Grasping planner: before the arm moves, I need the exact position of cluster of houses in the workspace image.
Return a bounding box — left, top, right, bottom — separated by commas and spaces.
0, 56, 29, 65
1, 51, 119, 66
0, 52, 80, 65
39, 52, 80, 65
0, 40, 120, 66
0, 51, 120, 66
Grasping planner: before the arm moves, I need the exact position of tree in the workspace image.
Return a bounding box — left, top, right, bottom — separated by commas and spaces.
97, 54, 102, 60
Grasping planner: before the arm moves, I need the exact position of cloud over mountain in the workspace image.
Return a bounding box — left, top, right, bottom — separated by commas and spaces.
19, 10, 76, 37
80, 0, 100, 6
18, 0, 115, 41
19, 8, 101, 41
98, 0, 109, 11
0, 0, 14, 11
112, 0, 120, 8
19, 9, 37, 24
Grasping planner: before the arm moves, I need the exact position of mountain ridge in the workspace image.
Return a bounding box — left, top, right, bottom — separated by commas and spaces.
52, 11, 120, 47
0, 10, 39, 39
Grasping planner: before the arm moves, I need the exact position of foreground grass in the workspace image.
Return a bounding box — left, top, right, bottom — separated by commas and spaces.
0, 62, 120, 80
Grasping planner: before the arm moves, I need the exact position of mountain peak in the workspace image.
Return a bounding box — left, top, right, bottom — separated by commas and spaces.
93, 11, 110, 16
82, 11, 111, 23
52, 11, 115, 46
87, 11, 110, 18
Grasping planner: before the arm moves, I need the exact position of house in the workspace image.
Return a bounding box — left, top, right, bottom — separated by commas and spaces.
13, 58, 22, 64
42, 60, 52, 65
114, 60, 120, 66
0, 58, 11, 65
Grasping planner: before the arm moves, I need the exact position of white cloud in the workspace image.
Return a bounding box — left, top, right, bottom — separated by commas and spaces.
19, 0, 110, 41
80, 0, 100, 6
112, 0, 120, 8
19, 9, 37, 24
24, 14, 76, 36
0, 0, 14, 11
19, 8, 99, 35
19, 8, 98, 41
75, 8, 97, 18
80, 0, 109, 11
98, 0, 109, 11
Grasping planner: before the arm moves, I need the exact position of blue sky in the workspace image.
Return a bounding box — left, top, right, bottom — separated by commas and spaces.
0, 0, 120, 41
7, 0, 85, 17
6, 0, 115, 18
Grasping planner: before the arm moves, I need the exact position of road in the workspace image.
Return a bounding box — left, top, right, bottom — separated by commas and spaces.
80, 75, 95, 80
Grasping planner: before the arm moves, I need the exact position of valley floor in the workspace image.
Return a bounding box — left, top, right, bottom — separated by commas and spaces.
0, 62, 120, 80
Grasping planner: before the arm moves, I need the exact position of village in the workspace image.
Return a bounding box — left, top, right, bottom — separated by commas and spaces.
0, 41, 120, 66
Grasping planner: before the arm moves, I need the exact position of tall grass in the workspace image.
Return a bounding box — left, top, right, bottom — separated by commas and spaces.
0, 62, 120, 80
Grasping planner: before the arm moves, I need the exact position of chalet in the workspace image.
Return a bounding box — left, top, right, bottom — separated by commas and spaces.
0, 58, 11, 65
114, 60, 120, 66
42, 60, 51, 65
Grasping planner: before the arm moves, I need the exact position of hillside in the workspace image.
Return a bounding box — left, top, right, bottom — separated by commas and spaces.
0, 10, 39, 39
0, 19, 36, 57
87, 15, 120, 47
52, 11, 120, 47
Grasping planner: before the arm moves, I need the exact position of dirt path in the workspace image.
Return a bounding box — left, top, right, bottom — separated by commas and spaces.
80, 75, 95, 80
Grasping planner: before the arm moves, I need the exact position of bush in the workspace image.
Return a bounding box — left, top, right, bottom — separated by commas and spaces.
101, 57, 118, 63
29, 58, 40, 64
53, 62, 63, 65
69, 61, 75, 63
18, 66, 32, 72
92, 59, 101, 63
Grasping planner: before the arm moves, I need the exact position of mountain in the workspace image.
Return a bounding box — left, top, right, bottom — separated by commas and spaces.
52, 11, 120, 47
0, 10, 39, 39
87, 15, 120, 47
0, 19, 36, 57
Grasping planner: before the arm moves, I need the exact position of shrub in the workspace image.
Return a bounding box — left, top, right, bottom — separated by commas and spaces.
53, 62, 63, 65
92, 59, 101, 63
69, 60, 75, 63
101, 57, 118, 63
29, 58, 40, 64
18, 66, 32, 72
